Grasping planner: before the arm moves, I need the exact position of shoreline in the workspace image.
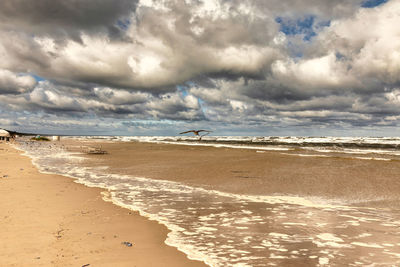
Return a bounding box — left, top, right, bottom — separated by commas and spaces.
0, 142, 206, 267
72, 140, 400, 208
7, 138, 400, 266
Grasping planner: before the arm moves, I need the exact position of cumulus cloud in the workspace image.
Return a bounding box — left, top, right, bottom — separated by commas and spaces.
0, 69, 36, 94
93, 87, 149, 105
271, 53, 359, 91
0, 0, 362, 90
0, 0, 399, 135
322, 0, 400, 85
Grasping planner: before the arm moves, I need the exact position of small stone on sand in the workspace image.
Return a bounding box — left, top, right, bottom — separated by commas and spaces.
122, 241, 133, 247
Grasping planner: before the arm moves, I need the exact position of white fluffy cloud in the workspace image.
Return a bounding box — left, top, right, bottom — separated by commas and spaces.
271, 53, 359, 91
0, 69, 36, 94
316, 0, 400, 84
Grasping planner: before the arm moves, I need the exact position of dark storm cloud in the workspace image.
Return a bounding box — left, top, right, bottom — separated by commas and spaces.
0, 0, 138, 40
0, 81, 205, 123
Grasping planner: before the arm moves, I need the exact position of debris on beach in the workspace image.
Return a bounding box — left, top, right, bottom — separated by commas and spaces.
55, 229, 66, 239
31, 135, 50, 141
121, 241, 133, 247
81, 146, 107, 154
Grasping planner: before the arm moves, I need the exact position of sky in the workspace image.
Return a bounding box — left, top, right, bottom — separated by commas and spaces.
0, 0, 399, 136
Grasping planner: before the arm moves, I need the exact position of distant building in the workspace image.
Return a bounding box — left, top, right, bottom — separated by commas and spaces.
0, 129, 11, 141
52, 136, 60, 141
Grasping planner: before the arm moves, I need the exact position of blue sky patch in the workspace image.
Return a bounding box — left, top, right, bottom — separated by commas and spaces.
197, 97, 208, 115
276, 15, 321, 41
31, 74, 45, 82
335, 52, 345, 60
361, 0, 388, 8
18, 73, 45, 82
177, 85, 189, 97
117, 19, 131, 31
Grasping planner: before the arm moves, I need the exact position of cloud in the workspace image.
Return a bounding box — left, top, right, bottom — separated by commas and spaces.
316, 0, 400, 85
0, 0, 361, 90
0, 0, 400, 135
0, 0, 137, 40
0, 69, 36, 94
0, 80, 206, 123
93, 87, 149, 105
270, 53, 358, 92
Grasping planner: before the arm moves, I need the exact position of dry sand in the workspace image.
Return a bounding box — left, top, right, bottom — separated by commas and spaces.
0, 142, 206, 267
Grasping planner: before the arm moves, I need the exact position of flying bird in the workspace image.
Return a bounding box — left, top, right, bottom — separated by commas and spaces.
179, 130, 212, 140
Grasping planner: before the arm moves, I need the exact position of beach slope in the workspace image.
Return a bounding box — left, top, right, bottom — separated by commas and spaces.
0, 143, 205, 267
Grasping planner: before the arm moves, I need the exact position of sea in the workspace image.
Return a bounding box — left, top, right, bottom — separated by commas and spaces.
14, 136, 400, 266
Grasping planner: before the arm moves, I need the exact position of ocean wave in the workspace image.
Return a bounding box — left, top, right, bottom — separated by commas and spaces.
65, 136, 400, 157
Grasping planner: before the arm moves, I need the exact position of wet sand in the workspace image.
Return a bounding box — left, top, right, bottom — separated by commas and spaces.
55, 139, 400, 266
0, 142, 206, 267
77, 140, 400, 207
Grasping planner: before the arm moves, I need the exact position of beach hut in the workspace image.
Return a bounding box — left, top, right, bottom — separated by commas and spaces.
0, 129, 11, 141
52, 136, 60, 141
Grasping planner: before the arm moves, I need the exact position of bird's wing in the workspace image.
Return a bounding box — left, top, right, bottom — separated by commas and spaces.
197, 130, 212, 132
179, 130, 195, 134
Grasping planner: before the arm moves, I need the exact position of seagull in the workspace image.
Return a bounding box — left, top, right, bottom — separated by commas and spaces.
179, 130, 212, 140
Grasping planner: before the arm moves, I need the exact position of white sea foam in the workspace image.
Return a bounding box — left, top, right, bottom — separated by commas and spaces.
280, 153, 330, 158
353, 157, 391, 161
312, 240, 351, 249
384, 252, 400, 258
356, 233, 372, 238
316, 233, 344, 243
351, 242, 384, 248
282, 222, 308, 226
66, 135, 400, 147
319, 257, 330, 265
157, 141, 292, 151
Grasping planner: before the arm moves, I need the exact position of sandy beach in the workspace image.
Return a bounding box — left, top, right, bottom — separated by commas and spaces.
3, 138, 400, 266
2, 0, 399, 265
0, 141, 206, 267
